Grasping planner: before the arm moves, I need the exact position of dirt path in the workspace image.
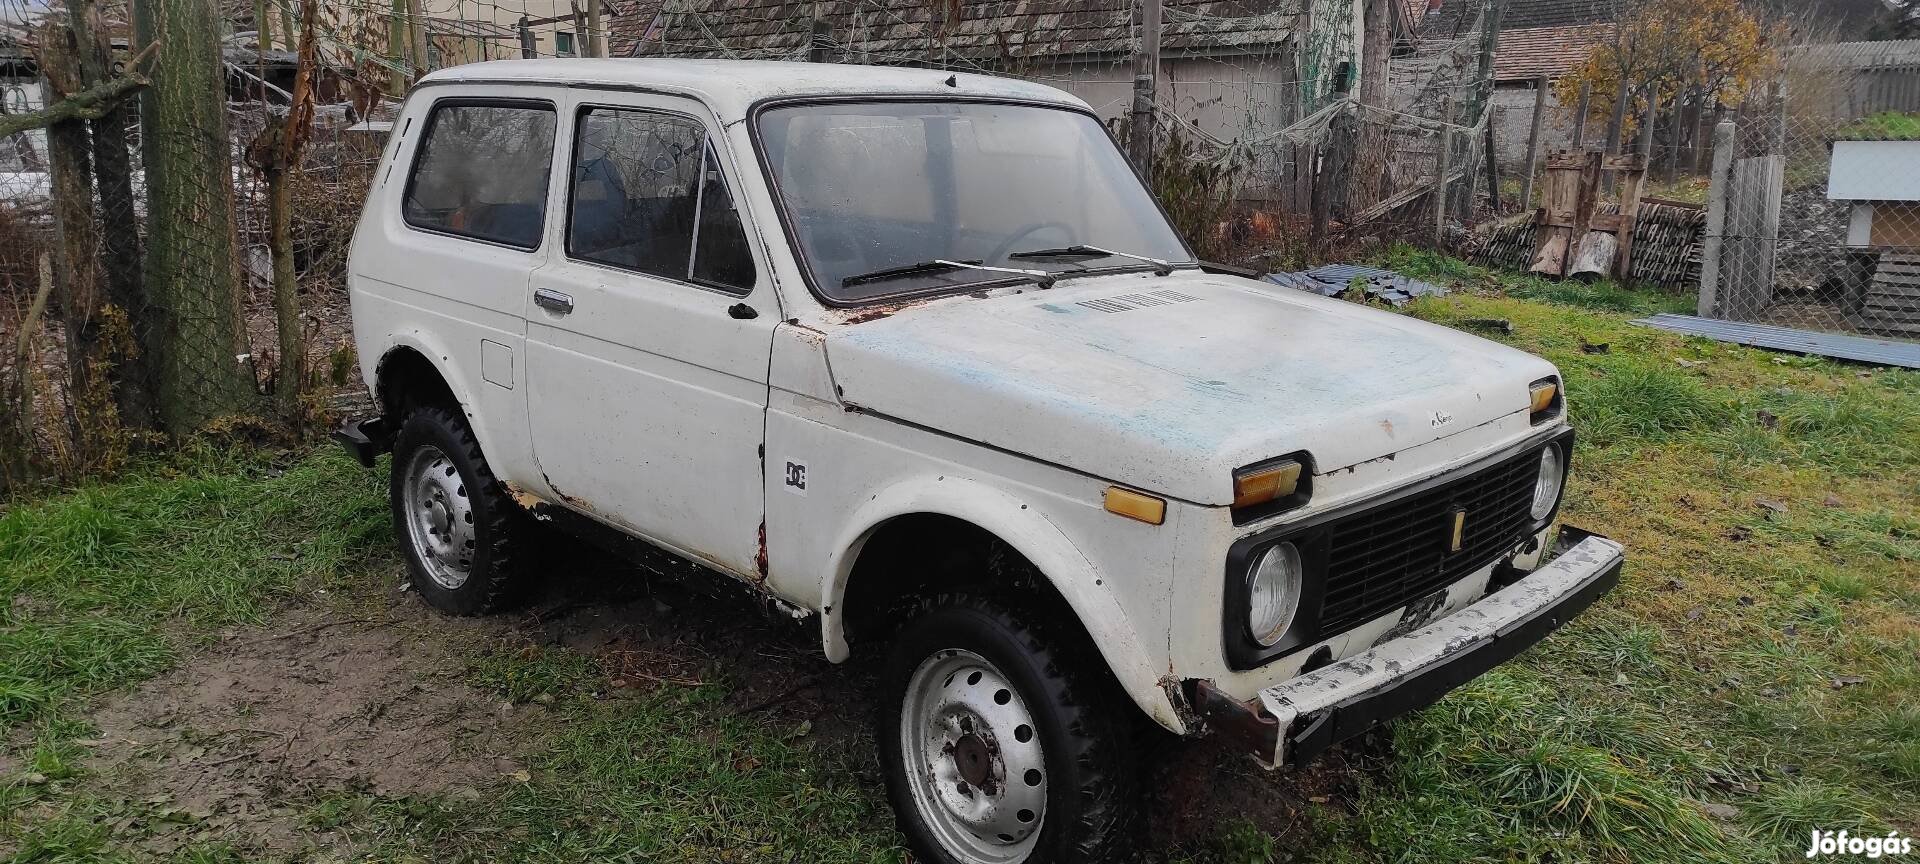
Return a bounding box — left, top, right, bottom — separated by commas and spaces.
61, 545, 1355, 859
81, 600, 528, 858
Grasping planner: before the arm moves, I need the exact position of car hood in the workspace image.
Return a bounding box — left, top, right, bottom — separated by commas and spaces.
820, 270, 1558, 506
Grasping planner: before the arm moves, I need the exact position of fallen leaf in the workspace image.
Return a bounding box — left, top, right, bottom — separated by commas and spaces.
1686, 607, 1705, 621
1675, 357, 1704, 368
507, 770, 531, 783
1755, 498, 1787, 516
1830, 676, 1867, 689
1662, 579, 1687, 592
1823, 494, 1844, 508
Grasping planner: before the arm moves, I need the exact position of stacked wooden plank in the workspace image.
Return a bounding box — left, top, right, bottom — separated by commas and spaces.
1468, 200, 1706, 290
1860, 254, 1920, 337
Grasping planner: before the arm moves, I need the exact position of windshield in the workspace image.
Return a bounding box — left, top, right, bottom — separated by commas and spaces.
756, 101, 1192, 303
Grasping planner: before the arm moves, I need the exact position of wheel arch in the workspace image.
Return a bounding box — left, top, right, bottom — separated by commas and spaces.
821, 477, 1183, 733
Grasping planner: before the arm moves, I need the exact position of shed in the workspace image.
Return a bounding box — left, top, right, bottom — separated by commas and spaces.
1827, 136, 1920, 336
1829, 139, 1920, 249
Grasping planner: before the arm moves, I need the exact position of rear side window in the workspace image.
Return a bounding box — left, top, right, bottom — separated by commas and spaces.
567, 106, 755, 292
403, 101, 557, 250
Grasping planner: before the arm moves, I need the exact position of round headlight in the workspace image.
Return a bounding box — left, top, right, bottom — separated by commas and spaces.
1248, 542, 1303, 647
1531, 445, 1565, 521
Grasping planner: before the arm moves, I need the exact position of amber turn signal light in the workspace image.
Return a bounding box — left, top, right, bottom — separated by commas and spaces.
1529, 379, 1562, 424
1104, 487, 1166, 525
1232, 460, 1302, 509
1530, 382, 1558, 414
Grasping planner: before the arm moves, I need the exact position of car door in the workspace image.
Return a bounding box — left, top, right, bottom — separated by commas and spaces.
523, 92, 777, 579
360, 92, 559, 484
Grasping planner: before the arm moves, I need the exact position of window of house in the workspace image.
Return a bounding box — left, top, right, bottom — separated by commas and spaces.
555, 31, 576, 56
403, 101, 557, 250
567, 106, 755, 291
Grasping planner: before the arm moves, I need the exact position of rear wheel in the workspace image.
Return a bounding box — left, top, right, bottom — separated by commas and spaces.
390, 404, 525, 614
879, 594, 1137, 864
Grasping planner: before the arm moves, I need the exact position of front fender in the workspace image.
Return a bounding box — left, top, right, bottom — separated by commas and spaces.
821, 475, 1184, 733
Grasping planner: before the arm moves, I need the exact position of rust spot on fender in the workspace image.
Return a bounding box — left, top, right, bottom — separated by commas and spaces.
1378, 419, 1395, 437
502, 481, 545, 512
754, 521, 769, 579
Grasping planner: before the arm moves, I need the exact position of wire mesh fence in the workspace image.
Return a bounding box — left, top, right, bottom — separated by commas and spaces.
1703, 88, 1920, 341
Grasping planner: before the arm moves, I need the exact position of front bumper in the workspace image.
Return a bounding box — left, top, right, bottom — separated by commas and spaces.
1190, 529, 1625, 769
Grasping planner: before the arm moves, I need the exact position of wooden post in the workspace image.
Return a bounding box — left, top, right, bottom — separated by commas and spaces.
1662, 93, 1683, 183
572, 0, 590, 57
386, 0, 406, 93
808, 17, 831, 62
1698, 119, 1736, 317
1603, 77, 1628, 193
587, 0, 605, 57
1433, 96, 1454, 248
1128, 0, 1162, 174
1521, 75, 1547, 210
405, 0, 428, 75
1483, 109, 1501, 213
518, 16, 536, 58
1765, 80, 1786, 157
1613, 93, 1655, 280
1570, 81, 1592, 148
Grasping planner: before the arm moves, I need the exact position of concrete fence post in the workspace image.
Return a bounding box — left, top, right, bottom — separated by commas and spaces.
1698, 119, 1737, 318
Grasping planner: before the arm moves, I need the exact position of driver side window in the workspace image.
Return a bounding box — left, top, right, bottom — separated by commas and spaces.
567, 106, 755, 292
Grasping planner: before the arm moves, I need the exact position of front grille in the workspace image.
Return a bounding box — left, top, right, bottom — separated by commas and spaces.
1315, 446, 1545, 636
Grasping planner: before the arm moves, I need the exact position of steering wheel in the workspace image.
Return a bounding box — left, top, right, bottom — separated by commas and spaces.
984, 221, 1075, 265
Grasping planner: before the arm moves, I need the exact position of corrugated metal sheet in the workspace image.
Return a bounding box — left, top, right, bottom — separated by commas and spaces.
1632, 314, 1920, 369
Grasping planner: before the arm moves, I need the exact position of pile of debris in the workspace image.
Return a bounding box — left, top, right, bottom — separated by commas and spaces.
1264, 264, 1448, 306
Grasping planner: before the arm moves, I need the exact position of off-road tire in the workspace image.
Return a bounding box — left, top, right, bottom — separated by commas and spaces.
389, 404, 526, 615
878, 593, 1140, 864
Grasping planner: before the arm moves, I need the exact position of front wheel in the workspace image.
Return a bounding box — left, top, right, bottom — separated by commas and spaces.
878, 595, 1138, 864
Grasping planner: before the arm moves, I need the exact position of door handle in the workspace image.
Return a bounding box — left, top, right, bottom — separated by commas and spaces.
533, 288, 573, 314
727, 303, 758, 320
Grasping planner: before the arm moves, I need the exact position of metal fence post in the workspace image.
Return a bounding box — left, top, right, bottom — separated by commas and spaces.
1698, 119, 1736, 318
1128, 0, 1162, 174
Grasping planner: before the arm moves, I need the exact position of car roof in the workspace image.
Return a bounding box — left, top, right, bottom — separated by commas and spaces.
416, 58, 1092, 119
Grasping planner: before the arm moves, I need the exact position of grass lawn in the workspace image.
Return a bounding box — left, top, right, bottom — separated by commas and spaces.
3, 253, 1916, 862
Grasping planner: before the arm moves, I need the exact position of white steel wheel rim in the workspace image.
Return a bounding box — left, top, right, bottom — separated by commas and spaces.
899, 649, 1049, 864
401, 444, 476, 590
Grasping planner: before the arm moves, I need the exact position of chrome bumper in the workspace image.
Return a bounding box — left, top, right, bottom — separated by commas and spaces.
1192, 530, 1626, 769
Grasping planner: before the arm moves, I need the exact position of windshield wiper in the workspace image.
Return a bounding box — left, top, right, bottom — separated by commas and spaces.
1008, 244, 1174, 276
841, 259, 1056, 289
841, 259, 981, 288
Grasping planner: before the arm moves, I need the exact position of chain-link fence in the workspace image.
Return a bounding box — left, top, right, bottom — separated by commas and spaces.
1, 0, 385, 491
1703, 62, 1920, 341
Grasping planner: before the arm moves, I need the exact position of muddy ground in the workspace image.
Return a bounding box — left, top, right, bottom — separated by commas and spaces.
52, 538, 1361, 860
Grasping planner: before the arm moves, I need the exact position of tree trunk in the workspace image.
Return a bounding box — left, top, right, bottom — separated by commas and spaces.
39, 19, 112, 468
135, 0, 257, 434
268, 169, 301, 420
1351, 0, 1391, 212
79, 0, 154, 429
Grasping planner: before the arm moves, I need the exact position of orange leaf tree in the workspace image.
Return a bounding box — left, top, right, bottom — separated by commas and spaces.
1554, 0, 1787, 136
